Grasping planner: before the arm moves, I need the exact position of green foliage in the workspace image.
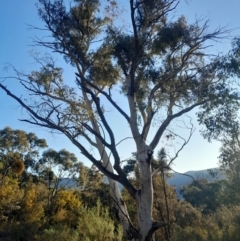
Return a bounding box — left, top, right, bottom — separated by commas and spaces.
50, 189, 82, 226
123, 159, 137, 176
180, 178, 225, 213
170, 203, 240, 241
78, 200, 123, 241
38, 225, 79, 241
38, 0, 110, 67
1, 0, 240, 239
197, 37, 240, 141
0, 127, 47, 183
37, 148, 79, 176
0, 127, 122, 241
0, 176, 23, 222
2, 127, 240, 241
19, 183, 46, 224
218, 132, 240, 205
153, 16, 188, 53
0, 126, 47, 153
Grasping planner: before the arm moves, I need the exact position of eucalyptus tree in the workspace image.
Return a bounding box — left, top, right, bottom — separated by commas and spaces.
0, 0, 238, 240
180, 178, 225, 214
218, 128, 240, 205
0, 127, 47, 184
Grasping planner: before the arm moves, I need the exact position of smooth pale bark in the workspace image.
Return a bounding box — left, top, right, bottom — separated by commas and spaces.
100, 149, 136, 238
127, 71, 156, 240
135, 144, 154, 241
84, 92, 136, 239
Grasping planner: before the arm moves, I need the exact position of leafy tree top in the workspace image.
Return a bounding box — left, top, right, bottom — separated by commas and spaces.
0, 0, 240, 239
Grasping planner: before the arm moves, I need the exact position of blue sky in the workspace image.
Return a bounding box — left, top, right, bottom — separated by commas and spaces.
0, 0, 240, 173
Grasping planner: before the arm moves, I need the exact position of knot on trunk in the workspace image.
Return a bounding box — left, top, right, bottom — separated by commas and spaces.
146, 149, 154, 165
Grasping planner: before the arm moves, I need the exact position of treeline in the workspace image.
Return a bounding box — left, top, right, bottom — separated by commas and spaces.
122, 150, 240, 241
0, 127, 240, 241
0, 127, 122, 241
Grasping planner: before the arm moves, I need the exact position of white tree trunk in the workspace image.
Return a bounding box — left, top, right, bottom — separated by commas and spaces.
135, 145, 154, 241
126, 73, 156, 240
83, 93, 136, 238
101, 149, 135, 238
83, 90, 157, 240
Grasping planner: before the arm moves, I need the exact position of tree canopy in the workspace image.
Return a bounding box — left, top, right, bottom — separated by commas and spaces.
0, 0, 240, 240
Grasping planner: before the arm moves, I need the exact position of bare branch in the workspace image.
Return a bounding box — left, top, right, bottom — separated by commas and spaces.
150, 101, 206, 150
0, 83, 125, 183
75, 73, 130, 122
167, 118, 195, 167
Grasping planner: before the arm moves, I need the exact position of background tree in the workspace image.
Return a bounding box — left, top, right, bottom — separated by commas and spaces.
0, 127, 119, 241
218, 127, 240, 205
180, 178, 225, 214
0, 0, 239, 239
198, 37, 240, 207
0, 126, 47, 184
78, 164, 112, 208
34, 148, 80, 188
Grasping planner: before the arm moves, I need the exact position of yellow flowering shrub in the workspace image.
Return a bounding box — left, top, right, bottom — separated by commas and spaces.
0, 177, 23, 221
51, 189, 81, 225
20, 183, 45, 224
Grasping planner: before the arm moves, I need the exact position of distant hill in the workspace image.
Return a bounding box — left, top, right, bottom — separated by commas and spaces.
55, 168, 226, 199
167, 168, 226, 198
51, 178, 80, 189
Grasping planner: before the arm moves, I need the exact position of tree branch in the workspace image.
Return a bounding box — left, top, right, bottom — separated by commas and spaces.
75, 73, 130, 122
150, 101, 206, 150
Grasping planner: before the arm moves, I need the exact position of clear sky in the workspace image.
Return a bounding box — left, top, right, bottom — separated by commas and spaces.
0, 0, 240, 173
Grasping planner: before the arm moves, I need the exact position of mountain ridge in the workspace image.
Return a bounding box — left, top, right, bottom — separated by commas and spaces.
167, 167, 225, 198
56, 167, 225, 199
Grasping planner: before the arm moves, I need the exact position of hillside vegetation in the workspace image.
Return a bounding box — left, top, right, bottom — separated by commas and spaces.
0, 127, 240, 240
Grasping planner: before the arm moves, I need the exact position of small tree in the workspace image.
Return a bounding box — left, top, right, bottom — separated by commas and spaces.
0, 127, 47, 185
0, 0, 239, 239
180, 178, 225, 214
